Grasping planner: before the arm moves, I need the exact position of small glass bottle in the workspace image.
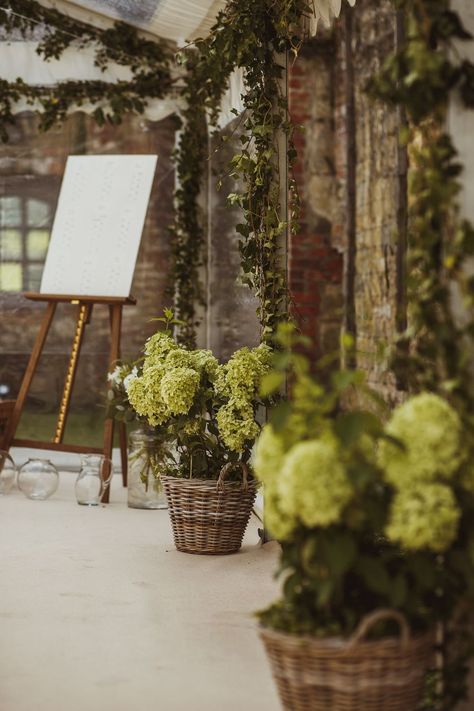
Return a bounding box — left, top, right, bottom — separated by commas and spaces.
127, 428, 168, 510
18, 458, 59, 500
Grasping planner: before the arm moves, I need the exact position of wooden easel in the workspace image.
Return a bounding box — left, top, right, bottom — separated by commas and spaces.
2, 292, 136, 503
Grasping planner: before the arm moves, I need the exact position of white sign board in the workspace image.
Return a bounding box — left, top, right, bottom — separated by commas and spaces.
40, 155, 158, 297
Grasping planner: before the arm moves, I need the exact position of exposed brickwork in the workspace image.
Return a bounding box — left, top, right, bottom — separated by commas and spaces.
289, 40, 344, 361
288, 0, 404, 403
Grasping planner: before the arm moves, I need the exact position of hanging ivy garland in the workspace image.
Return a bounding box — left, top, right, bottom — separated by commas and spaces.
0, 1, 175, 139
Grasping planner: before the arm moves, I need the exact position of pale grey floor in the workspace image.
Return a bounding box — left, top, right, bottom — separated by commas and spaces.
0, 469, 281, 711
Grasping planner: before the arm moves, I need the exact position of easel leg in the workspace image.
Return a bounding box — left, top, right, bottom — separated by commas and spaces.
119, 422, 128, 487
102, 304, 122, 503
3, 302, 57, 452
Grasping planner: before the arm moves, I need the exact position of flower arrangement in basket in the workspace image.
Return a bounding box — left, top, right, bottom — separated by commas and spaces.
125, 311, 273, 554
254, 324, 474, 711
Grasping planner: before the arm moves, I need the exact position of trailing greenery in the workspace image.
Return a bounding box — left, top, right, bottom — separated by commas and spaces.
368, 0, 474, 415
0, 0, 312, 344
0, 1, 175, 140
366, 2, 474, 707
169, 0, 311, 343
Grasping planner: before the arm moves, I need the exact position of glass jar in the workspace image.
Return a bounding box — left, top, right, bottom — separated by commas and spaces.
18, 458, 59, 500
128, 429, 167, 510
75, 454, 113, 506
0, 450, 16, 495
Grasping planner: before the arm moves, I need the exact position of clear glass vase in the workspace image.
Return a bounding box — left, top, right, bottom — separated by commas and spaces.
127, 428, 168, 510
18, 458, 59, 500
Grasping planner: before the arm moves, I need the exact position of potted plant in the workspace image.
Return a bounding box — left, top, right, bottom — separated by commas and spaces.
253, 325, 474, 711
126, 313, 273, 554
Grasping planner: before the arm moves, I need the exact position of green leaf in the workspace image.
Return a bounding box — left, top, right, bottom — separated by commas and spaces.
260, 371, 285, 397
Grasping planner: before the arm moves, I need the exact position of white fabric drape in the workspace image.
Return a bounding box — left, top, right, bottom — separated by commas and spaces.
3, 0, 357, 123
38, 0, 356, 41
1, 41, 181, 120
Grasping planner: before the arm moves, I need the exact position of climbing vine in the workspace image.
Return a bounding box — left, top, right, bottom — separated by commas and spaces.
169, 0, 312, 344
0, 1, 175, 140
370, 2, 474, 707
0, 0, 315, 345
369, 0, 474, 415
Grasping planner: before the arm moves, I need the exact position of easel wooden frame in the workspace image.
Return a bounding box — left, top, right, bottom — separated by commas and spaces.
2, 292, 136, 503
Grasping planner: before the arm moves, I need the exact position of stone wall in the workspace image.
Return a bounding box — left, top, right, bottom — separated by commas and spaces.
289, 0, 404, 403
0, 111, 176, 427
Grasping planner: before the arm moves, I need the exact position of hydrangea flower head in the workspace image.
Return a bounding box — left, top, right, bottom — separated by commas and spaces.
191, 350, 219, 381
378, 393, 463, 487
216, 399, 260, 452
278, 438, 353, 528
264, 481, 297, 541
386, 482, 460, 553
253, 424, 285, 486
160, 367, 200, 415
145, 332, 177, 361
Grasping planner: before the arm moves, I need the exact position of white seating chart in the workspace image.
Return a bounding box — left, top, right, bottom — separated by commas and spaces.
40, 155, 158, 297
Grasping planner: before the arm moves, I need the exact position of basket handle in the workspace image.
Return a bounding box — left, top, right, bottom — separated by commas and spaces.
345, 609, 410, 651
217, 461, 249, 492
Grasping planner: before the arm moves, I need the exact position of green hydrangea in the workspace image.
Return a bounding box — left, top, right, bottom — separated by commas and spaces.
386, 483, 460, 553
378, 393, 463, 488
215, 345, 272, 407
216, 400, 260, 452
144, 332, 177, 361
165, 349, 193, 369
264, 481, 297, 541
278, 438, 353, 528
191, 349, 219, 381
127, 371, 169, 426
160, 367, 200, 415
253, 424, 285, 486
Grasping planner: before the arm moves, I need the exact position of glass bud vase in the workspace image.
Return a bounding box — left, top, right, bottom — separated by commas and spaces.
0, 450, 16, 495
18, 458, 59, 500
128, 429, 167, 510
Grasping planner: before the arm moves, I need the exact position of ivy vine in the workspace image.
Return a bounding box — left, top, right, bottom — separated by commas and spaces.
369, 1, 474, 707
0, 0, 174, 140
0, 0, 311, 345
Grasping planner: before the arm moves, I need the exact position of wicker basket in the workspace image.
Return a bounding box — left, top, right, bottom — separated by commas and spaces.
162, 462, 257, 555
260, 609, 435, 711
0, 400, 15, 448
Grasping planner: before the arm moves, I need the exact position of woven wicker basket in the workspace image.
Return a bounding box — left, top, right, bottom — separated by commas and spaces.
162, 462, 257, 555
260, 609, 435, 711
0, 400, 15, 448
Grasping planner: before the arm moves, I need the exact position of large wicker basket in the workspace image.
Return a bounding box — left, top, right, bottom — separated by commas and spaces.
260, 609, 435, 711
0, 399, 15, 448
162, 463, 257, 555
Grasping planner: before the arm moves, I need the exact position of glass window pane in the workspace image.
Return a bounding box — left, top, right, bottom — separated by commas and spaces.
27, 230, 50, 260
0, 230, 22, 259
0, 196, 21, 227
0, 262, 22, 291
27, 198, 50, 227
26, 263, 43, 291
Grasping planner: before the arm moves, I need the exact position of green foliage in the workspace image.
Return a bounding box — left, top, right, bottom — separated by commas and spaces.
0, 0, 174, 140
122, 314, 272, 479
256, 325, 474, 681
170, 0, 309, 343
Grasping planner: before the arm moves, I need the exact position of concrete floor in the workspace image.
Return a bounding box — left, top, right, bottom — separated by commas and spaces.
0, 470, 281, 711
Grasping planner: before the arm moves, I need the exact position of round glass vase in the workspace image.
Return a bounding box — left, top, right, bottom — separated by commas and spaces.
127, 429, 168, 510
18, 458, 59, 500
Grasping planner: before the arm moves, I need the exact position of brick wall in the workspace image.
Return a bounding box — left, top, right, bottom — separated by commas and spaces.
289, 38, 344, 361
288, 0, 405, 403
